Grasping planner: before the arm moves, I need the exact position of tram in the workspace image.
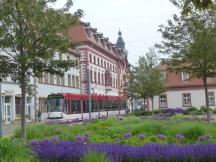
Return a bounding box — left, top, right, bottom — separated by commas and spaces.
47, 93, 126, 119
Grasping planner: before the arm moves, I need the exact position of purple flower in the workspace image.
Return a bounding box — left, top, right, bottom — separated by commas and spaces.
139, 134, 145, 140
157, 134, 167, 140
115, 138, 121, 143
75, 135, 89, 144
198, 135, 212, 142
205, 135, 212, 140
29, 140, 216, 162
123, 132, 132, 139
176, 134, 185, 141
198, 136, 205, 142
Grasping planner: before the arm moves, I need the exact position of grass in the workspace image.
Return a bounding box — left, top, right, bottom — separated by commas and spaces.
14, 115, 216, 145
0, 138, 37, 162
80, 151, 110, 162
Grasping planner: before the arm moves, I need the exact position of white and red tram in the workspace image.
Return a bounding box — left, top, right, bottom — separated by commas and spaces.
47, 93, 126, 120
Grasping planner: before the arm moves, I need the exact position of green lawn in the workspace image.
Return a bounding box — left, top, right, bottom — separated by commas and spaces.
14, 115, 216, 145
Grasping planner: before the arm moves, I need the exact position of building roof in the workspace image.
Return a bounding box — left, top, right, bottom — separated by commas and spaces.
158, 62, 216, 89
68, 22, 128, 63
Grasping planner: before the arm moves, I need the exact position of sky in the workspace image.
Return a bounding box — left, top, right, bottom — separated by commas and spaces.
55, 0, 180, 65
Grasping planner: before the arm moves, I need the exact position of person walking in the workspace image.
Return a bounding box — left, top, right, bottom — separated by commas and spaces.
37, 110, 41, 122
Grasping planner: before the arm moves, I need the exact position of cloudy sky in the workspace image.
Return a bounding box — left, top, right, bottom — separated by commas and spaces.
55, 0, 180, 65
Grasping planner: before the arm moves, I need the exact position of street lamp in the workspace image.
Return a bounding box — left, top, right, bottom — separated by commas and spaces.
0, 82, 3, 137
87, 66, 92, 120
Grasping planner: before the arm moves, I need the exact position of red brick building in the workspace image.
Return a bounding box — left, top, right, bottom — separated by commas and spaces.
69, 22, 129, 98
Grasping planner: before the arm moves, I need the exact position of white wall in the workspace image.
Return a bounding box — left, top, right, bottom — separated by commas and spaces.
37, 84, 80, 97
149, 88, 216, 110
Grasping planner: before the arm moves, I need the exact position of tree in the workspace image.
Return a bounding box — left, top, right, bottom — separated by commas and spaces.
156, 9, 216, 123
129, 48, 166, 111
145, 48, 166, 112
0, 0, 83, 140
170, 0, 215, 15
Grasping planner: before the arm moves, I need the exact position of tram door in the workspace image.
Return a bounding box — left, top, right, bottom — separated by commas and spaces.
4, 96, 11, 123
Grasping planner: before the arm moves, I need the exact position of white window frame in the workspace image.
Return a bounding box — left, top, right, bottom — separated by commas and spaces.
181, 72, 189, 81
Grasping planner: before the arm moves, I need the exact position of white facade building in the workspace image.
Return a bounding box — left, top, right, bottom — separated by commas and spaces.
0, 50, 81, 123
145, 63, 216, 111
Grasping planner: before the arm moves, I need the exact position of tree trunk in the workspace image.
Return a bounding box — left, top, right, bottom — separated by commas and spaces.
143, 98, 146, 111
203, 77, 210, 123
151, 97, 154, 114
131, 98, 133, 112
21, 82, 26, 141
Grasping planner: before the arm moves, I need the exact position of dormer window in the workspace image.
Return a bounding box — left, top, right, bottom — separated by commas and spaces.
181, 72, 189, 81
85, 28, 91, 37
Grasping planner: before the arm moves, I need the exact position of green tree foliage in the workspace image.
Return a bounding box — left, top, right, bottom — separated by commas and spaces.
170, 0, 215, 15
156, 9, 216, 122
0, 0, 83, 140
129, 48, 166, 111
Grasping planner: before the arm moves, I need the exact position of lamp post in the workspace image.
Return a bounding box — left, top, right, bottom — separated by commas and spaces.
87, 67, 92, 120
33, 76, 37, 122
0, 82, 3, 137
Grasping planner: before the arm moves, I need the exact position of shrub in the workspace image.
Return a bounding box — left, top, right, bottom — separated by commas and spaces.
133, 110, 152, 116
80, 151, 110, 162
185, 107, 197, 113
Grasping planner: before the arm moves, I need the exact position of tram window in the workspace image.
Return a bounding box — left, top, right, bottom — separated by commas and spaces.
83, 101, 89, 113
71, 100, 81, 113
63, 101, 68, 113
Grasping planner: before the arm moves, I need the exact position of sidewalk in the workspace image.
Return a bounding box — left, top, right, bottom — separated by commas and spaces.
2, 120, 35, 137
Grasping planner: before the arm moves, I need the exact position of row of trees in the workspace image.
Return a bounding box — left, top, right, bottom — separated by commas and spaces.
128, 0, 216, 123
0, 0, 83, 140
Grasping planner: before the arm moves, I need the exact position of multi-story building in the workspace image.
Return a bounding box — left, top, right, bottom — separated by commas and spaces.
147, 63, 216, 110
0, 22, 129, 123
0, 49, 81, 123
69, 22, 129, 98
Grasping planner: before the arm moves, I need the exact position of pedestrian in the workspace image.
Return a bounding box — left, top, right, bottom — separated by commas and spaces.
125, 105, 129, 114
37, 110, 41, 122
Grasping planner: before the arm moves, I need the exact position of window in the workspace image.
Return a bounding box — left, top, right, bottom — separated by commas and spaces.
38, 74, 43, 83
208, 92, 215, 106
90, 70, 93, 83
181, 72, 189, 81
68, 74, 71, 87
56, 75, 60, 85
44, 73, 49, 84
94, 71, 97, 83
101, 60, 103, 67
97, 58, 100, 66
98, 72, 100, 84
104, 61, 106, 68
89, 54, 92, 63
50, 74, 54, 84
102, 74, 104, 85
76, 76, 79, 88
116, 79, 118, 87
93, 56, 96, 64
67, 56, 70, 60
72, 75, 75, 87
182, 93, 191, 107
159, 94, 167, 108
160, 72, 166, 80
61, 75, 65, 86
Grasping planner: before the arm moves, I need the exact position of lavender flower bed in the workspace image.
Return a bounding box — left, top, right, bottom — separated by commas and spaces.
29, 139, 216, 162
163, 108, 186, 114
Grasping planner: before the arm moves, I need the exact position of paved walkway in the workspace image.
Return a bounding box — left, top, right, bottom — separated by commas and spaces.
2, 120, 36, 137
